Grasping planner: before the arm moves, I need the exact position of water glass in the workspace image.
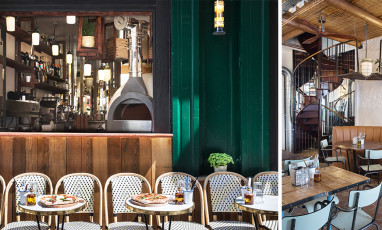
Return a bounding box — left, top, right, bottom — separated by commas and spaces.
253, 182, 264, 204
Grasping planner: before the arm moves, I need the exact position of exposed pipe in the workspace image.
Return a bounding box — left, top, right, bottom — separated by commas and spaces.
1, 24, 6, 129
282, 66, 295, 152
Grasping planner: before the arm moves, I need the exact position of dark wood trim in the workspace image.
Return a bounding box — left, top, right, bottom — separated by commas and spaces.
0, 11, 153, 16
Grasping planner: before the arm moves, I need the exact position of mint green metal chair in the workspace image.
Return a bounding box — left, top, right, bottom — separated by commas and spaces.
283, 201, 334, 230
331, 183, 382, 230
357, 150, 382, 182
283, 156, 312, 174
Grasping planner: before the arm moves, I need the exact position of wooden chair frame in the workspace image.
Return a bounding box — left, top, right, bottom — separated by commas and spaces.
356, 151, 382, 182
0, 175, 6, 228
155, 172, 205, 226
3, 172, 53, 227
321, 139, 346, 169
104, 173, 152, 227
203, 171, 247, 226
55, 173, 103, 227
253, 171, 278, 229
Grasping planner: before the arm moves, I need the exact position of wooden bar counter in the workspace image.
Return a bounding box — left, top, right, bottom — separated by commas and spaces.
0, 132, 172, 226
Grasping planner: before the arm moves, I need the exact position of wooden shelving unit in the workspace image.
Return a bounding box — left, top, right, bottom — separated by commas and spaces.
0, 55, 34, 72
34, 83, 68, 94
46, 74, 65, 83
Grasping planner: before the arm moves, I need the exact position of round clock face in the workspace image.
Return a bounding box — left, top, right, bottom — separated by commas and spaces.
114, 16, 128, 30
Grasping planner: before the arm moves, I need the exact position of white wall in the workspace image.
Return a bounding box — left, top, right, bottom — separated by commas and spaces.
355, 80, 382, 126
358, 36, 382, 73
282, 46, 294, 71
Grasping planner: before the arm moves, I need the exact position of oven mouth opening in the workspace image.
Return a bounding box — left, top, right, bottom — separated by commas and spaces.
113, 103, 152, 120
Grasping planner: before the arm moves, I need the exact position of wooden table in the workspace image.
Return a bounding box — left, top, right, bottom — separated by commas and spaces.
282, 166, 370, 210
334, 141, 382, 172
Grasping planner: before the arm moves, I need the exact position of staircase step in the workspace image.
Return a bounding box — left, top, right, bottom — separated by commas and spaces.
303, 104, 319, 111
298, 111, 318, 118
303, 117, 319, 124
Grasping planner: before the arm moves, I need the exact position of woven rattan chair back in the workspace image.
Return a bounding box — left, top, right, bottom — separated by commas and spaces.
104, 173, 152, 227
0, 175, 6, 227
155, 172, 205, 225
55, 173, 103, 226
253, 171, 278, 196
203, 172, 247, 225
3, 173, 53, 226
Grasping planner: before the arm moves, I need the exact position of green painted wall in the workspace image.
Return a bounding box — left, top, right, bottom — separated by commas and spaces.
172, 0, 273, 177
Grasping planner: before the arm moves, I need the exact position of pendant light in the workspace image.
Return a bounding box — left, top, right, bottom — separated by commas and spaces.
6, 16, 15, 32
213, 0, 226, 35
52, 22, 59, 56
84, 57, 92, 77
66, 35, 73, 64
98, 64, 105, 81
361, 22, 373, 77
66, 16, 76, 25
104, 64, 111, 82
32, 19, 39, 46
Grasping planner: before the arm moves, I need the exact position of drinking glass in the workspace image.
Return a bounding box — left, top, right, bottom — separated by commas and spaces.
253, 182, 264, 204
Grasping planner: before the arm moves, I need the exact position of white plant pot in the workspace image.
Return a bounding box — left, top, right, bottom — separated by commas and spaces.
82, 36, 95, 48
214, 165, 227, 172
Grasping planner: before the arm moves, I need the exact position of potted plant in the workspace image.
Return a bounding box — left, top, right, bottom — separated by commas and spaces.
82, 22, 96, 48
208, 153, 234, 172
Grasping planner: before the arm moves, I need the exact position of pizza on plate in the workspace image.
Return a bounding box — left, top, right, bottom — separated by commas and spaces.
131, 193, 169, 205
39, 194, 78, 207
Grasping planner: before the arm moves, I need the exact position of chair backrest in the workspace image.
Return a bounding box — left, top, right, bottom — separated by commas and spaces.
203, 172, 247, 226
288, 160, 315, 173
55, 173, 102, 226
104, 173, 151, 227
155, 172, 205, 225
283, 156, 312, 172
0, 175, 6, 227
348, 183, 382, 208
3, 173, 53, 226
253, 171, 278, 196
321, 139, 329, 148
282, 201, 333, 230
365, 150, 382, 160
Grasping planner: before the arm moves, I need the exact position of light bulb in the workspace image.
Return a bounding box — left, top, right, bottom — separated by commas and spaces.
66, 16, 76, 24
6, 16, 15, 32
32, 31, 40, 46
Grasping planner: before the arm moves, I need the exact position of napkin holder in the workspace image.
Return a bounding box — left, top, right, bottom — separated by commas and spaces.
290, 167, 308, 187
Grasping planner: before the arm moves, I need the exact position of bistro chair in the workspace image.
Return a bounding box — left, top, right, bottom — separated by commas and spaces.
253, 172, 278, 230
155, 172, 208, 230
331, 182, 382, 230
204, 172, 255, 230
0, 175, 6, 228
54, 173, 102, 230
282, 201, 334, 230
356, 150, 382, 182
104, 173, 154, 230
321, 139, 347, 169
2, 173, 53, 230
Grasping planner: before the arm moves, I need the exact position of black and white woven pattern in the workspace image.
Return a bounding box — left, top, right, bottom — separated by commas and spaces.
209, 175, 242, 213
108, 222, 154, 230
160, 175, 191, 195
262, 220, 278, 230
254, 174, 278, 196
111, 176, 143, 214
208, 221, 256, 230
15, 176, 47, 205
162, 221, 208, 230
63, 176, 95, 213
58, 221, 100, 230
2, 221, 50, 230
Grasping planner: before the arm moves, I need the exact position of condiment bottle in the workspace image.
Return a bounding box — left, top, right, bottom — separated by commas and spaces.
27, 188, 36, 205
314, 167, 321, 183
175, 187, 184, 204
244, 187, 254, 205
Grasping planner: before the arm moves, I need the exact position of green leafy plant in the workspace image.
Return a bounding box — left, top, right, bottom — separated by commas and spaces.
208, 153, 234, 168
82, 22, 96, 36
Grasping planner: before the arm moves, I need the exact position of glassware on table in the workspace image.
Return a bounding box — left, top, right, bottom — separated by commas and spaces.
244, 187, 254, 205
175, 180, 185, 204
253, 182, 264, 204
314, 168, 321, 183
27, 183, 37, 206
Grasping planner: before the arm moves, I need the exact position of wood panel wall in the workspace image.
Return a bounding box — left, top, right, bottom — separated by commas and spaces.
0, 135, 172, 228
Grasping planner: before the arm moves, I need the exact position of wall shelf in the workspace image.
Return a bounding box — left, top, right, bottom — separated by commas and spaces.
0, 55, 34, 72
46, 74, 65, 83
34, 83, 68, 94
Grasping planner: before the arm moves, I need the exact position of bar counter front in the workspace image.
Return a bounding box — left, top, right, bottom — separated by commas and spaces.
0, 132, 172, 224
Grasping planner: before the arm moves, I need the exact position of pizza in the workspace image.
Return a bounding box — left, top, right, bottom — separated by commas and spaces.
39, 194, 79, 207
131, 193, 169, 205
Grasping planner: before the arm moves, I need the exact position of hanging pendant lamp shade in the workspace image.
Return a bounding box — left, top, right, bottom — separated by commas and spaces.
84, 62, 92, 76
6, 16, 15, 32
361, 22, 373, 77
66, 16, 76, 24
104, 65, 111, 82
52, 43, 59, 56
32, 28, 40, 46
98, 65, 105, 81
66, 51, 73, 64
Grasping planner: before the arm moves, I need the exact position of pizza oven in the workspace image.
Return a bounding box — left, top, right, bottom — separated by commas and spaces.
106, 17, 153, 132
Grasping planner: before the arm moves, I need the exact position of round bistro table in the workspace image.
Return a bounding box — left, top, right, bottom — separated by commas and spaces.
234, 195, 278, 228
18, 195, 87, 230
125, 196, 195, 230
334, 141, 382, 172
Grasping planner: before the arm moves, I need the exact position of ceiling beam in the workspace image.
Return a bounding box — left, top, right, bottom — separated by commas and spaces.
282, 16, 361, 47
282, 29, 304, 42
326, 0, 382, 28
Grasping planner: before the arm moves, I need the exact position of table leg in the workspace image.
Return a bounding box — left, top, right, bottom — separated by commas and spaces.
35, 215, 41, 230
168, 216, 172, 230
61, 215, 65, 230
252, 213, 259, 229
346, 150, 350, 171
56, 215, 60, 230
353, 150, 357, 173
162, 216, 165, 230
143, 214, 149, 230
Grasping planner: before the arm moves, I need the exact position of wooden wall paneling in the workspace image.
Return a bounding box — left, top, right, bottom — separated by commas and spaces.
107, 138, 122, 175
121, 138, 140, 173
81, 137, 93, 173
0, 137, 13, 224
66, 137, 82, 174
12, 137, 26, 176
25, 137, 38, 172
37, 137, 50, 176
49, 137, 67, 186
151, 137, 172, 182
139, 138, 153, 186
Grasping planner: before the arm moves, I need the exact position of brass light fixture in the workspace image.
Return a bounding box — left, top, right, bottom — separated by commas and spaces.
213, 0, 226, 35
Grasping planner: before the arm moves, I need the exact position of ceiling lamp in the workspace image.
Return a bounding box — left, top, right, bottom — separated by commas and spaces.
361, 22, 372, 77
6, 16, 15, 32
52, 22, 59, 56
32, 27, 40, 46
66, 16, 76, 24
213, 0, 226, 35
84, 60, 92, 76
103, 64, 111, 82
66, 35, 73, 64
98, 65, 105, 81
